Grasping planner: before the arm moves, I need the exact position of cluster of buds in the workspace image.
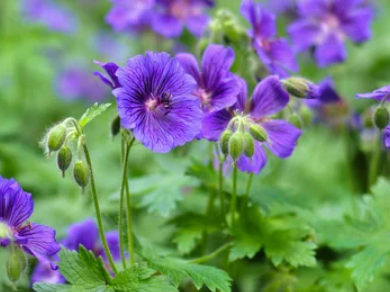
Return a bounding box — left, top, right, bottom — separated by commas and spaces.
42, 119, 90, 193
219, 116, 267, 162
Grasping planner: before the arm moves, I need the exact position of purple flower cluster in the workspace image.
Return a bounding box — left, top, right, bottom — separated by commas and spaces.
23, 0, 77, 33
241, 0, 298, 77
32, 219, 120, 284
106, 0, 214, 38
0, 176, 60, 265
288, 0, 373, 67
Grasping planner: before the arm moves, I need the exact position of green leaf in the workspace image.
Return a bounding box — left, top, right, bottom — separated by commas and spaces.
79, 103, 111, 127
142, 252, 232, 292
33, 284, 73, 292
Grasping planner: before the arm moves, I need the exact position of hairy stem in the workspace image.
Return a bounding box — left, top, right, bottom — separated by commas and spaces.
230, 164, 238, 227
83, 144, 118, 275
187, 243, 232, 264
118, 137, 127, 270
219, 160, 225, 219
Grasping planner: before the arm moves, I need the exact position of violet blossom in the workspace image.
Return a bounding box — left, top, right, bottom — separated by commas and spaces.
288, 0, 374, 67
241, 0, 299, 77
203, 75, 301, 174
31, 219, 120, 284
0, 176, 60, 264
356, 84, 390, 101
176, 44, 239, 113
113, 51, 203, 153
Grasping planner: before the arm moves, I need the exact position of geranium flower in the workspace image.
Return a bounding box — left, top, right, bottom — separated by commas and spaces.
288, 0, 374, 67
241, 0, 299, 77
113, 51, 203, 153
203, 76, 301, 174
0, 176, 60, 264
356, 84, 390, 101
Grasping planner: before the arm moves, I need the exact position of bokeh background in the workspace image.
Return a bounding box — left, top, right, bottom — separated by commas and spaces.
1, 0, 390, 291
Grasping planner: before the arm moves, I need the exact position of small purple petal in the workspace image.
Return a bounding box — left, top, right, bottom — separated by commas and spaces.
236, 142, 268, 174
94, 61, 120, 89
268, 38, 299, 74
250, 76, 289, 118
241, 0, 276, 39
384, 126, 390, 148
315, 34, 347, 67
61, 219, 99, 251
234, 76, 248, 113
186, 14, 210, 37
356, 84, 390, 101
151, 13, 184, 38
261, 120, 302, 158
176, 53, 201, 84
202, 109, 233, 141
342, 8, 373, 43
100, 231, 121, 262
288, 19, 322, 52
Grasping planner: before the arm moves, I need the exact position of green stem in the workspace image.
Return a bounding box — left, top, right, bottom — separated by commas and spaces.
118, 137, 127, 270
187, 243, 232, 264
230, 164, 238, 227
368, 130, 382, 188
83, 145, 118, 275
242, 173, 253, 210
218, 160, 225, 219
123, 138, 136, 265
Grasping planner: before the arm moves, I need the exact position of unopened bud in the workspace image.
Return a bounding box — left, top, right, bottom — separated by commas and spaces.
57, 146, 72, 178
47, 124, 67, 152
374, 107, 389, 129
73, 160, 90, 192
243, 133, 255, 158
300, 106, 313, 127
249, 124, 268, 142
7, 248, 27, 283
220, 130, 233, 156
288, 114, 303, 129
111, 115, 121, 138
229, 132, 245, 161
282, 77, 320, 99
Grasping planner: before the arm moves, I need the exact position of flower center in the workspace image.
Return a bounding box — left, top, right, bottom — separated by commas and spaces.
169, 0, 201, 20
145, 92, 173, 114
193, 88, 211, 108
318, 13, 345, 42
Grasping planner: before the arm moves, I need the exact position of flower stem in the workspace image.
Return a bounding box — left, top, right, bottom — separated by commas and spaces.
118, 137, 127, 270
219, 160, 225, 219
83, 144, 118, 275
242, 173, 253, 210
368, 130, 382, 188
187, 243, 232, 264
230, 164, 238, 227
123, 138, 136, 265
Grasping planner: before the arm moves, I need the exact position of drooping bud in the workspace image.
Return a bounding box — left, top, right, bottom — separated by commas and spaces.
374, 107, 389, 129
220, 130, 233, 157
111, 115, 121, 138
73, 160, 90, 192
47, 124, 67, 152
249, 124, 268, 142
281, 77, 320, 99
57, 146, 73, 178
229, 132, 245, 161
288, 114, 303, 129
243, 133, 255, 158
6, 248, 27, 283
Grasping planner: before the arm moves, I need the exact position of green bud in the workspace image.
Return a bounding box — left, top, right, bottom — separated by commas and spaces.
220, 130, 233, 156
47, 124, 67, 152
229, 132, 245, 161
374, 107, 389, 129
111, 115, 121, 138
288, 114, 303, 129
281, 77, 313, 99
7, 248, 26, 283
73, 160, 90, 192
243, 133, 255, 158
300, 106, 313, 127
57, 146, 73, 178
249, 124, 268, 142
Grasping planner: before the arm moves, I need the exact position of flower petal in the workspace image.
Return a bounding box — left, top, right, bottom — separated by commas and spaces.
151, 13, 184, 38
342, 7, 373, 43
250, 75, 289, 118
100, 231, 121, 262
315, 34, 347, 67
241, 0, 276, 39
186, 14, 209, 38
61, 219, 99, 251
236, 142, 268, 174
209, 75, 239, 112
234, 75, 248, 113
202, 109, 233, 141
31, 261, 65, 285
176, 53, 201, 84
384, 126, 390, 149
288, 19, 322, 52
268, 38, 299, 74
297, 0, 328, 17
261, 120, 302, 158
94, 60, 120, 89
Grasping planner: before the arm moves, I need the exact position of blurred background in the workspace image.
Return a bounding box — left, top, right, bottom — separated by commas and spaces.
1, 0, 390, 291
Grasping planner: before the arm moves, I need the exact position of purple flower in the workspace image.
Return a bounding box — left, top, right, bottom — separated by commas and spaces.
32, 219, 121, 285
288, 0, 374, 67
265, 0, 298, 16
57, 67, 109, 102
151, 0, 214, 38
94, 61, 121, 90
23, 0, 77, 33
106, 0, 155, 32
0, 176, 60, 264
241, 0, 299, 77
356, 84, 390, 101
384, 126, 390, 148
306, 77, 341, 109
113, 52, 202, 153
203, 76, 301, 174
176, 44, 239, 113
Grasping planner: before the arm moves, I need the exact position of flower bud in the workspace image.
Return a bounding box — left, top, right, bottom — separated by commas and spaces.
111, 115, 121, 138
249, 124, 268, 142
374, 107, 389, 129
288, 114, 303, 129
57, 146, 72, 178
220, 130, 233, 156
6, 248, 27, 283
243, 133, 255, 158
73, 160, 90, 192
300, 106, 313, 127
229, 132, 245, 161
47, 124, 67, 152
281, 77, 320, 99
